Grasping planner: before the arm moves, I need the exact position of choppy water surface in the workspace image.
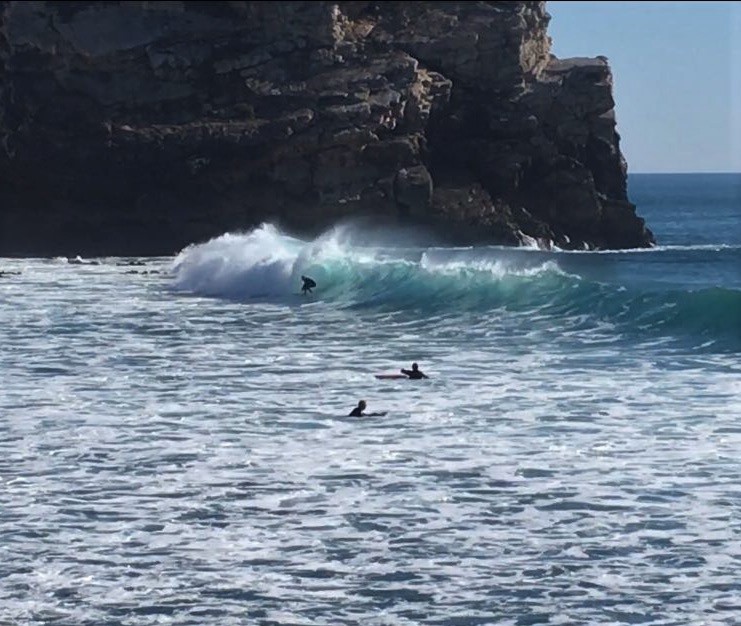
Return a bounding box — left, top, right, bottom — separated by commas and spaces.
1, 174, 740, 625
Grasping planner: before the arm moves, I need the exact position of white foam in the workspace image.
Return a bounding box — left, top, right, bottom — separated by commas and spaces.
171, 225, 300, 298
420, 253, 570, 280
551, 243, 739, 254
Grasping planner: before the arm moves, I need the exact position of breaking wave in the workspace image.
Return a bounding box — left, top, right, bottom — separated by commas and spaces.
171, 224, 741, 350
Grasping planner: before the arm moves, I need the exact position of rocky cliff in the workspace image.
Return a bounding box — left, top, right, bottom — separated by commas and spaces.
0, 1, 654, 256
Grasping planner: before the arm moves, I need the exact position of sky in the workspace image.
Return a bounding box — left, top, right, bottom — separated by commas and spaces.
547, 1, 741, 173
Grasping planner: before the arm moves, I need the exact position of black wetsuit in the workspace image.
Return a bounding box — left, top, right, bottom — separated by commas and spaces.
349, 406, 363, 417
301, 276, 316, 294
401, 369, 427, 379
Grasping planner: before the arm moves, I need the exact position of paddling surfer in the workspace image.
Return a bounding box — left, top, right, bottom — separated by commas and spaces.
349, 400, 386, 417
400, 362, 428, 379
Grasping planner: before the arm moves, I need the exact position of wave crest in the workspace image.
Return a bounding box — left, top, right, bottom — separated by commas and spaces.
171, 224, 741, 350
171, 224, 569, 306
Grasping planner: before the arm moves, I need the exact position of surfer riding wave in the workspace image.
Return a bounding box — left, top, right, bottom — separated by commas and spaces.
301, 275, 316, 295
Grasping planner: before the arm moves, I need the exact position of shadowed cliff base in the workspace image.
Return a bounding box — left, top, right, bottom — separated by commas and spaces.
0, 1, 654, 257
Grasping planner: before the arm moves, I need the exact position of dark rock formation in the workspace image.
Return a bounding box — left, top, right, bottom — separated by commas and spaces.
0, 1, 654, 256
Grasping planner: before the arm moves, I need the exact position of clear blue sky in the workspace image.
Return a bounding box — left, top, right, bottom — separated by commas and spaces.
547, 1, 741, 173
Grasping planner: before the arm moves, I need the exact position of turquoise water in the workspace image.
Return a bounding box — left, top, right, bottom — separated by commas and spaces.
1, 174, 739, 625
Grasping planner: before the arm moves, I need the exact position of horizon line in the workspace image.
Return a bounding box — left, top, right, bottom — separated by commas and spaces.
629, 171, 741, 175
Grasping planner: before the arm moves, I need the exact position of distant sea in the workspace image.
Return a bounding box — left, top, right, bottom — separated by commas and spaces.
1, 173, 739, 625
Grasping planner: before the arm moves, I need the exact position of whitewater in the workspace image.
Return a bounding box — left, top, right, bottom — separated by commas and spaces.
1, 173, 739, 625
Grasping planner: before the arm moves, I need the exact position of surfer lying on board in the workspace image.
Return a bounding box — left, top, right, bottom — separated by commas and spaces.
301, 275, 316, 294
349, 400, 386, 417
400, 362, 428, 379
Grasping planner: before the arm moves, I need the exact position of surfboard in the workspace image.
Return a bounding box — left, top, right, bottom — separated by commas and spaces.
374, 374, 408, 380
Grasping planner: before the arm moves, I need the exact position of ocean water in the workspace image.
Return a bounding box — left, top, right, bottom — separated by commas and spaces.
1, 173, 739, 625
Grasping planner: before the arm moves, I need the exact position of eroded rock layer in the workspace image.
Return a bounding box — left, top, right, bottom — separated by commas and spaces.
0, 1, 654, 255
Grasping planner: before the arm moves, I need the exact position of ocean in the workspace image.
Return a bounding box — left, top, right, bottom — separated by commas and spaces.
1, 173, 739, 625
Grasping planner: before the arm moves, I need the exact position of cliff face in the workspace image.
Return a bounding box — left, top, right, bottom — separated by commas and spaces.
0, 1, 654, 256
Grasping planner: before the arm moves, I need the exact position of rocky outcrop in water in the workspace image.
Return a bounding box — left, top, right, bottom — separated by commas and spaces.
0, 1, 654, 256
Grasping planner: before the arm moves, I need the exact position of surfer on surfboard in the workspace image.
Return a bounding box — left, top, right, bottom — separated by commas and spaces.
348, 400, 386, 417
400, 362, 428, 379
301, 275, 316, 294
